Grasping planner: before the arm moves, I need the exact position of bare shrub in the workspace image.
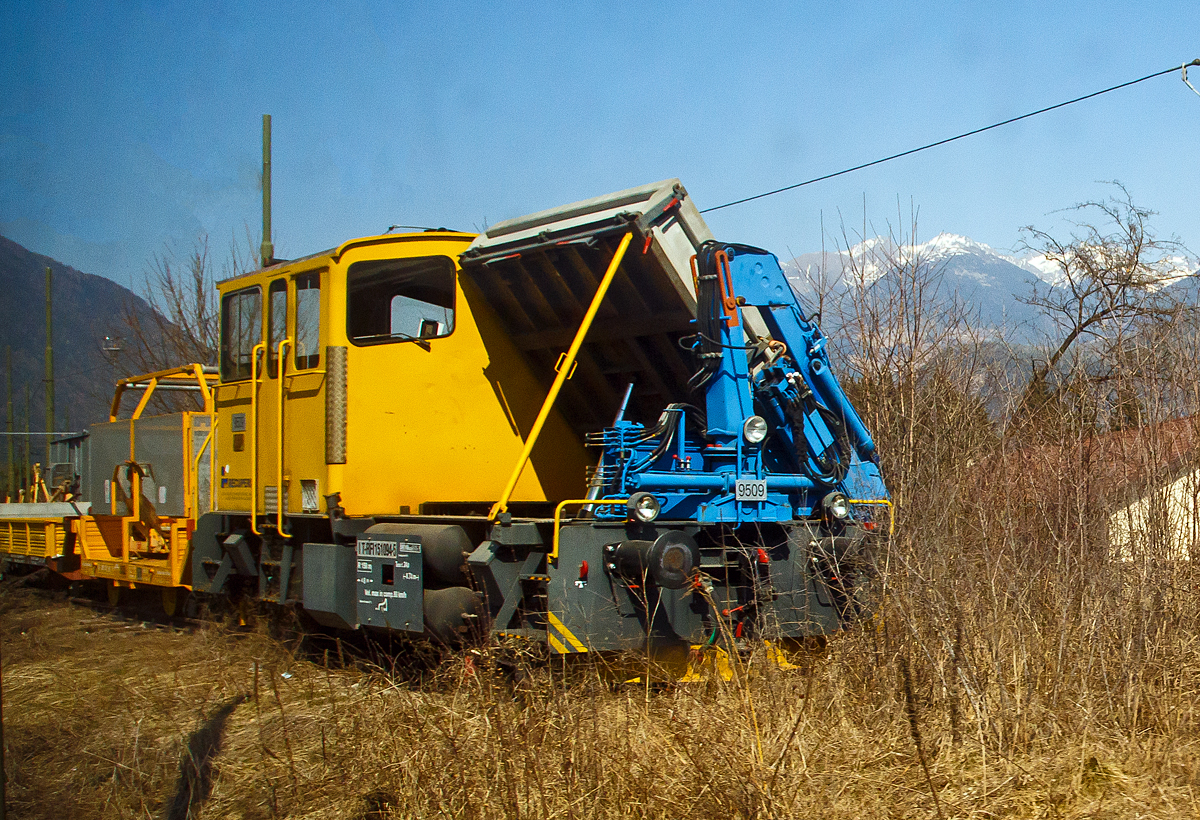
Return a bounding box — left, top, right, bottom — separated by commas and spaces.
122, 236, 221, 374
1015, 182, 1195, 432
113, 232, 257, 415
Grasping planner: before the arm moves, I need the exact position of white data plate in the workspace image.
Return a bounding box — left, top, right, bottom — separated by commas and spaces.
735, 479, 767, 501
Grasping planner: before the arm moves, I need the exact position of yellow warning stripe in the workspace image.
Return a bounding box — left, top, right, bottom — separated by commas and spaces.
546, 612, 588, 653
547, 633, 569, 654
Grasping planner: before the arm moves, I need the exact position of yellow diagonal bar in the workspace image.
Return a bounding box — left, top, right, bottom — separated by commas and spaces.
489, 231, 634, 520
547, 612, 588, 653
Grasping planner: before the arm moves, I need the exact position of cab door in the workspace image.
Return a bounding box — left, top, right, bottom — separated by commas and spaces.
215, 283, 263, 513
257, 270, 329, 522
257, 277, 287, 521
280, 270, 326, 519
215, 270, 326, 524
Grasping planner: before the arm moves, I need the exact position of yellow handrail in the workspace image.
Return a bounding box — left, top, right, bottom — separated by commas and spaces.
489, 232, 634, 520
849, 497, 895, 537
276, 338, 292, 538
552, 498, 628, 561
249, 341, 266, 536
108, 363, 219, 421
208, 417, 217, 513
191, 420, 215, 519
127, 376, 158, 465
190, 362, 214, 414
127, 464, 136, 562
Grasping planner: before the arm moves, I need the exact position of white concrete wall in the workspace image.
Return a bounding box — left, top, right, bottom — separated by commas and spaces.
1109, 470, 1200, 561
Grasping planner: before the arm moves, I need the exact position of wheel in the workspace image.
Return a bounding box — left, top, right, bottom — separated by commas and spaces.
107, 582, 120, 607
162, 587, 179, 617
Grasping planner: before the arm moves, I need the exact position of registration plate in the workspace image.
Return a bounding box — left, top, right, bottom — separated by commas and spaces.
356, 537, 421, 558
735, 479, 768, 501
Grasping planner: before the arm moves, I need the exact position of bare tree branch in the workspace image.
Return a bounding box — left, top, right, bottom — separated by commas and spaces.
1015, 183, 1196, 430
116, 231, 257, 414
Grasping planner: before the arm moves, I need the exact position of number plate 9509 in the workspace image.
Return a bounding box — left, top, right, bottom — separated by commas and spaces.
735, 479, 767, 501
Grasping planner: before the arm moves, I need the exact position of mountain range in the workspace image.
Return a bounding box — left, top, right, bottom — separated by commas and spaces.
784, 233, 1198, 339
0, 235, 160, 437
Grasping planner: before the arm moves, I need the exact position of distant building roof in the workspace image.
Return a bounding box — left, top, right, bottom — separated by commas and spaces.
983, 416, 1200, 508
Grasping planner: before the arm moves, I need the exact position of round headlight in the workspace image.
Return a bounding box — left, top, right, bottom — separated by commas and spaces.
743, 415, 768, 444
823, 491, 850, 520
628, 492, 661, 523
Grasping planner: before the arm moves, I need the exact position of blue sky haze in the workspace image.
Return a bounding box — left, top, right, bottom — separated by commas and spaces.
2, 1, 1198, 287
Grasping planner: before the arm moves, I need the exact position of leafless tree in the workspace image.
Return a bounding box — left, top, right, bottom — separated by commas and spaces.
121, 232, 262, 374
828, 208, 994, 507
112, 233, 259, 416
1016, 183, 1195, 425
122, 236, 219, 374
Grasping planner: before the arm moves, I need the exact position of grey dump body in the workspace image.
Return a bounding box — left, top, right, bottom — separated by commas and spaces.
458, 179, 712, 438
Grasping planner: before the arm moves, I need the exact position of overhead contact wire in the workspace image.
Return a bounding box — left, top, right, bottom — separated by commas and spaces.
701, 59, 1200, 214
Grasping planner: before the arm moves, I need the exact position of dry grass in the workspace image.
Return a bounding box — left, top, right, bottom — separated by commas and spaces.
4, 563, 1200, 820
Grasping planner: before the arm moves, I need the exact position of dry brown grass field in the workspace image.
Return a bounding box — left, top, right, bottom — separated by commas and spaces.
5, 515, 1200, 820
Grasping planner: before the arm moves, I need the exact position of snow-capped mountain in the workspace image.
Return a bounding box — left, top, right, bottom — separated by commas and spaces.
790, 233, 1046, 286
784, 232, 1197, 339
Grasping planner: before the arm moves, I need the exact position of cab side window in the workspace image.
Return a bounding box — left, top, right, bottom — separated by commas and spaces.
346, 257, 455, 346
220, 286, 262, 381
295, 272, 320, 369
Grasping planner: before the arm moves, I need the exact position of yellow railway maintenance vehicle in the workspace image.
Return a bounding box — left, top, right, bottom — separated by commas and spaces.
0, 180, 889, 652
77, 365, 216, 612
0, 365, 214, 614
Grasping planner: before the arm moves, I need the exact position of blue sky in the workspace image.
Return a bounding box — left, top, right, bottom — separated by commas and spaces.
2, 1, 1198, 288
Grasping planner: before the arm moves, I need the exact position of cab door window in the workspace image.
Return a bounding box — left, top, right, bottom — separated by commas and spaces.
294, 272, 320, 369
220, 286, 262, 381
267, 279, 287, 378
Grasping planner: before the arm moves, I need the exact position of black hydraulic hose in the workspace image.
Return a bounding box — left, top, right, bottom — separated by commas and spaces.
812, 401, 852, 483
679, 332, 757, 352
631, 405, 688, 471
688, 242, 726, 392
787, 384, 851, 485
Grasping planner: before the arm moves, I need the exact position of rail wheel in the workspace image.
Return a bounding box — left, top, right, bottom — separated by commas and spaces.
107, 582, 120, 607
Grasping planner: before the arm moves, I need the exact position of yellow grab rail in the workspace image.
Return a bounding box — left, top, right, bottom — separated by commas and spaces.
276, 338, 292, 538
489, 232, 634, 520
249, 341, 266, 535
108, 363, 219, 516
127, 376, 158, 465
191, 419, 215, 518
552, 498, 628, 561
108, 363, 218, 421
849, 498, 895, 537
